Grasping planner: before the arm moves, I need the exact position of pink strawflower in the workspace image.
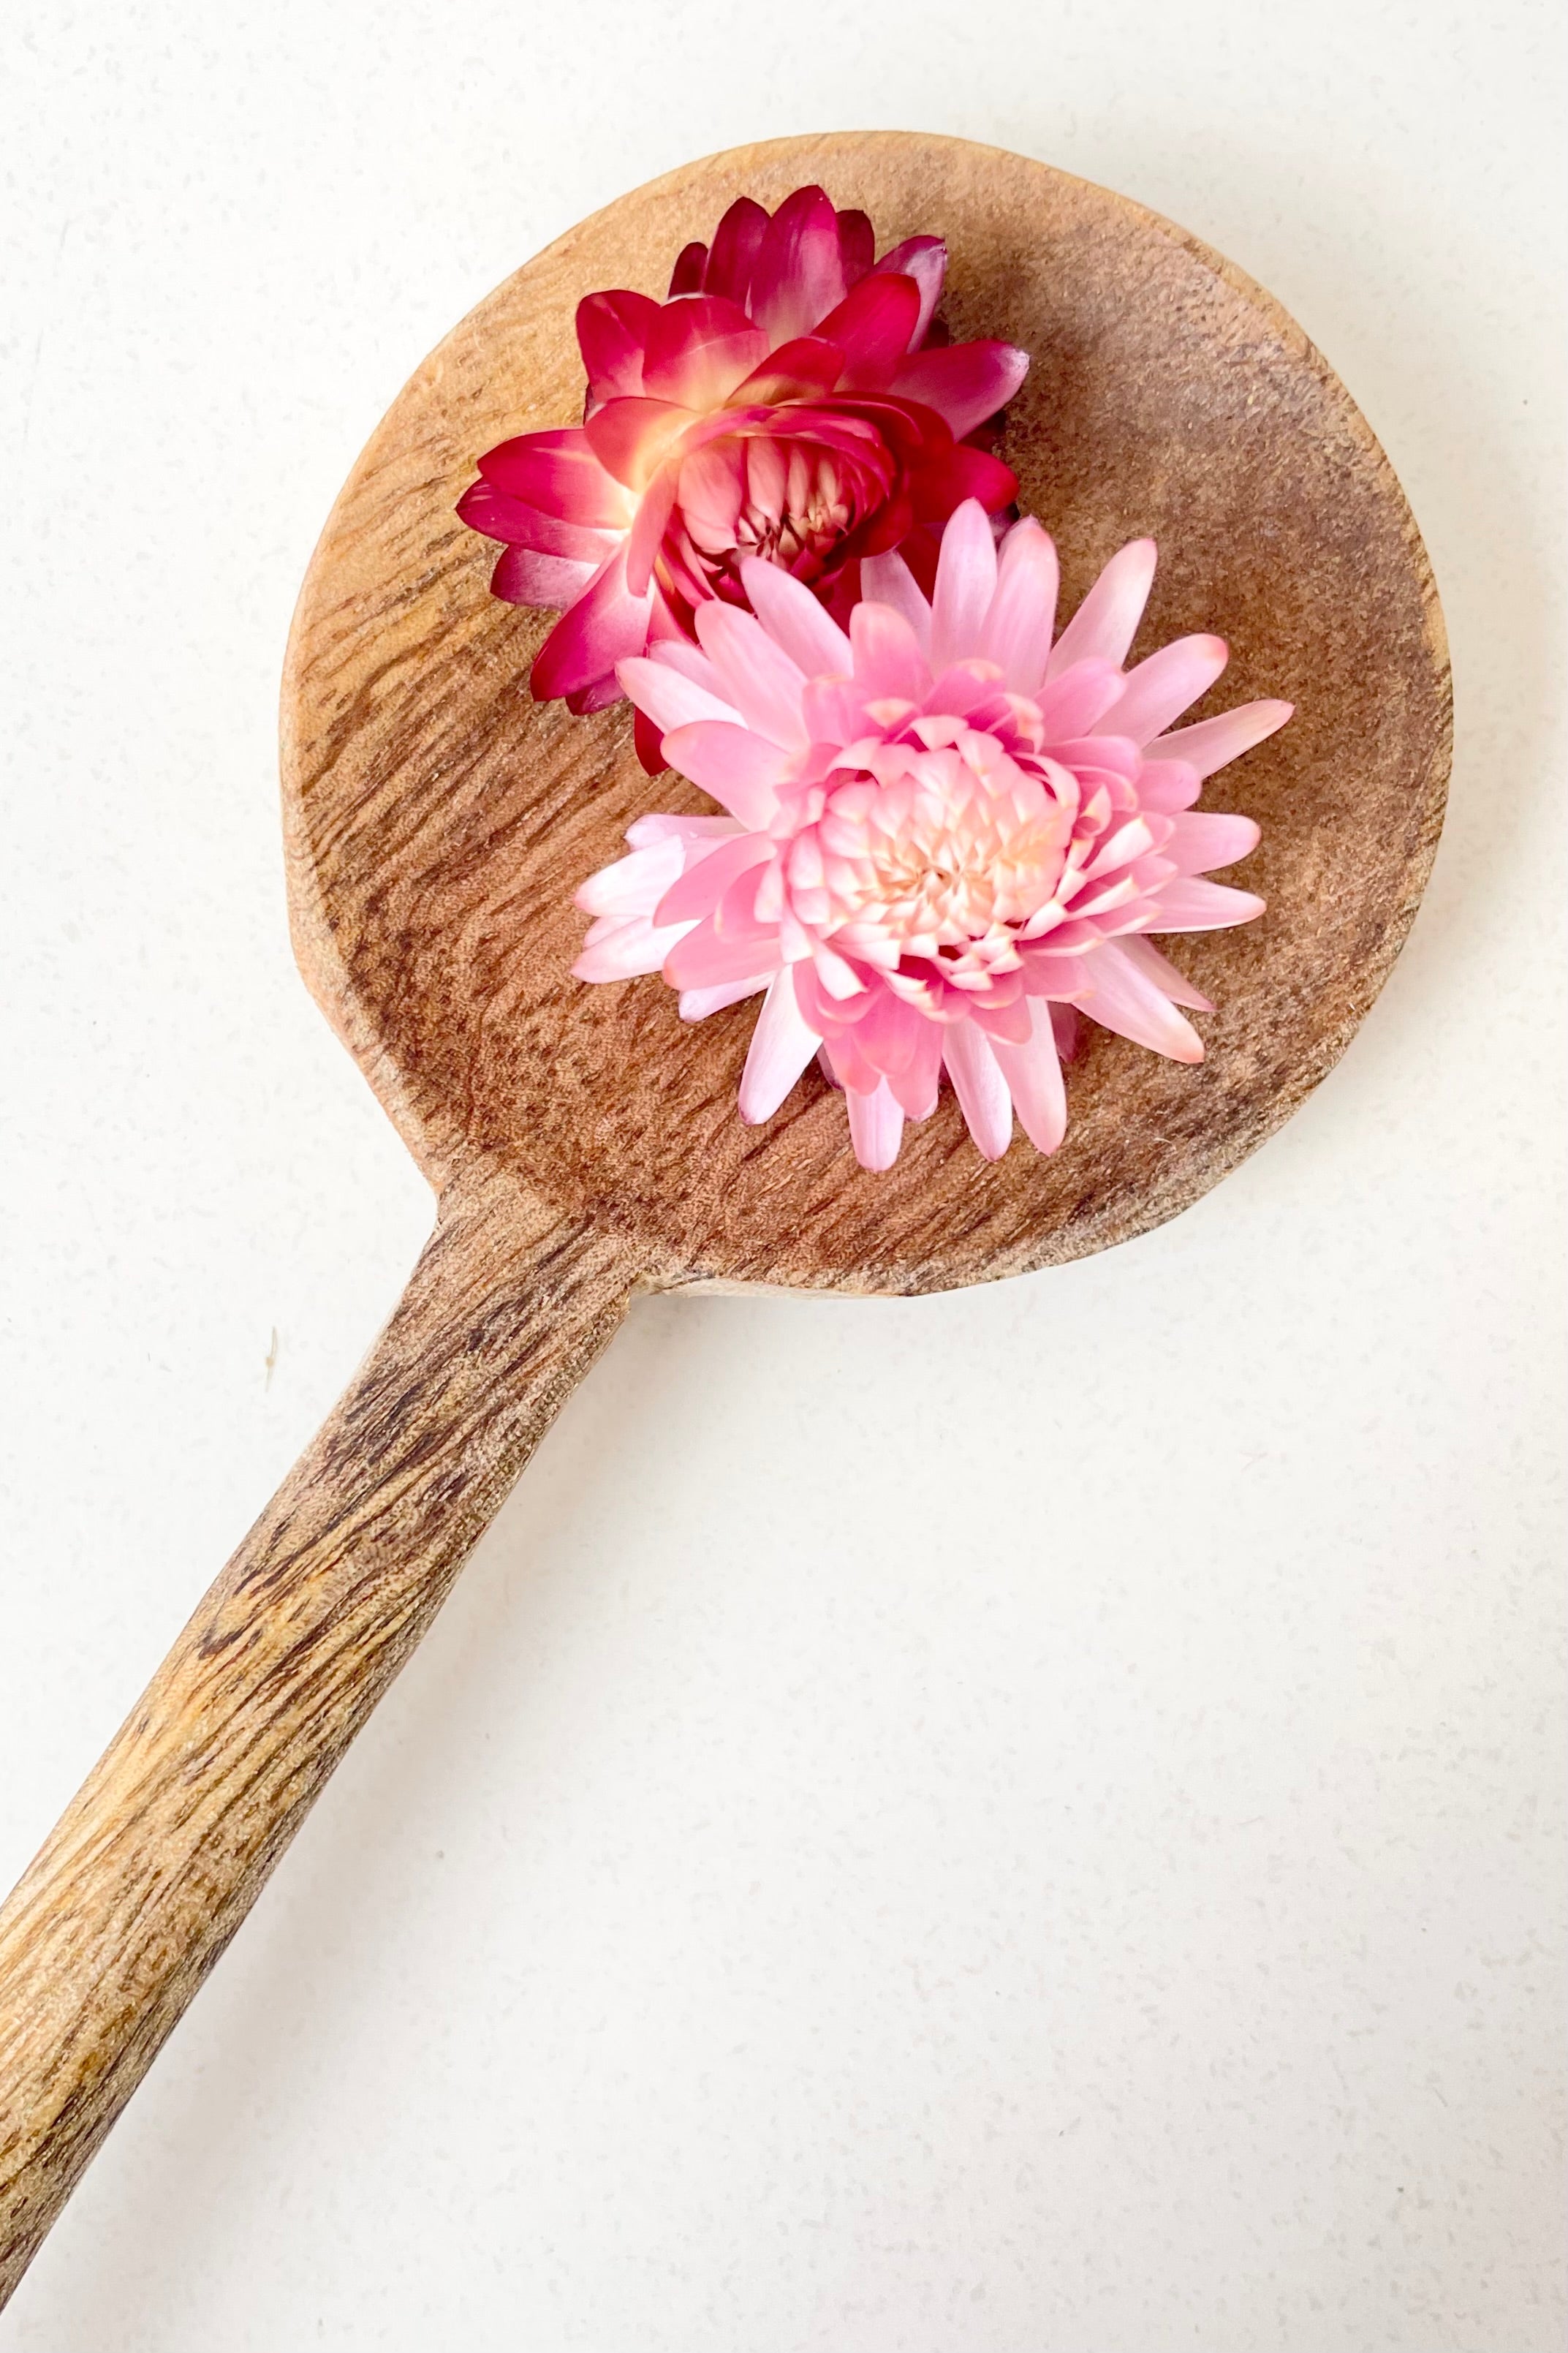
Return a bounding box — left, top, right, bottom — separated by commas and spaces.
572, 502, 1291, 1171
458, 186, 1029, 734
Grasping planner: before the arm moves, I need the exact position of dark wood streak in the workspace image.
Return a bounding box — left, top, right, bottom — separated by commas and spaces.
0, 131, 1447, 2303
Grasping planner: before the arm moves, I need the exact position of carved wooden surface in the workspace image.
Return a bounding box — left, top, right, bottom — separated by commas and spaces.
0, 131, 1448, 2305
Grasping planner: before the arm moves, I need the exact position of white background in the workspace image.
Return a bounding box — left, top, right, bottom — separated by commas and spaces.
1, 3, 1564, 2347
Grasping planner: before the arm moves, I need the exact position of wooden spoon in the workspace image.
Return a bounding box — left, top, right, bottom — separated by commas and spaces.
0, 130, 1449, 2303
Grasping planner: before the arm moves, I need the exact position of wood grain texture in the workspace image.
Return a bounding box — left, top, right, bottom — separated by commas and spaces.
0, 1167, 644, 2301
283, 130, 1450, 1296
0, 131, 1449, 2305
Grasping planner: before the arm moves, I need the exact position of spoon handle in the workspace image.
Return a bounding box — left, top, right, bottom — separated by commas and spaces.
0, 1169, 643, 2305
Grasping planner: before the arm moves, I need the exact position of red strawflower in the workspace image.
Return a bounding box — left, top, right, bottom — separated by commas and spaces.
458, 186, 1029, 742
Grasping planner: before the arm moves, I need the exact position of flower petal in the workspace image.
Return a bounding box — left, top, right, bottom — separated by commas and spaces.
845, 1076, 906, 1170
1144, 698, 1295, 777
659, 720, 787, 826
738, 969, 822, 1122
641, 295, 769, 408
1075, 941, 1205, 1060
703, 196, 770, 307
872, 236, 947, 346
532, 545, 653, 701
1115, 932, 1214, 1011
693, 600, 810, 746
942, 1021, 1013, 1159
812, 271, 924, 391
1149, 878, 1266, 931
849, 599, 929, 703
491, 545, 600, 606
583, 398, 694, 491
931, 498, 999, 672
458, 480, 617, 562
1099, 635, 1229, 744
989, 997, 1067, 1153
980, 516, 1058, 693
679, 973, 773, 1019
617, 654, 740, 735
1047, 539, 1158, 677
892, 341, 1031, 439
576, 290, 660, 401
859, 549, 933, 657
478, 428, 631, 529
738, 555, 853, 679
1162, 812, 1261, 875
751, 184, 848, 344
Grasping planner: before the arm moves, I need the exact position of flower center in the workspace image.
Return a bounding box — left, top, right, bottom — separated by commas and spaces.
804, 740, 1070, 979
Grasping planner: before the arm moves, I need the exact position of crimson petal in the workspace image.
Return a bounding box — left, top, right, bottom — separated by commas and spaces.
575, 290, 660, 403
531, 545, 654, 702
477, 428, 629, 528
892, 341, 1031, 439
751, 184, 848, 344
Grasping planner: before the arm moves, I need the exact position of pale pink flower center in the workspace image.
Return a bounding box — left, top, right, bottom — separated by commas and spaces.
791, 737, 1070, 979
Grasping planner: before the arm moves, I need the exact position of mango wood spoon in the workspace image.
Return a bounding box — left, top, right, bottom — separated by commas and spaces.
0, 131, 1449, 2305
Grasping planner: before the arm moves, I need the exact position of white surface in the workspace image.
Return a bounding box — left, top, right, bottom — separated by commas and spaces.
1, 1, 1564, 2346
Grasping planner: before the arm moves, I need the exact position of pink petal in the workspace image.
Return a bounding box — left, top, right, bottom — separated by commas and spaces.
491, 545, 600, 607
871, 236, 947, 346
532, 546, 654, 701
654, 832, 770, 926
659, 720, 786, 827
1115, 932, 1213, 1012
679, 973, 773, 1019
664, 913, 781, 992
1046, 539, 1158, 677
942, 1020, 1013, 1159
572, 912, 689, 982
616, 654, 739, 735
812, 271, 923, 390
738, 969, 823, 1122
1136, 758, 1203, 814
1034, 658, 1131, 735
693, 601, 810, 746
1099, 635, 1229, 744
931, 499, 999, 672
751, 185, 848, 344
859, 550, 933, 657
891, 341, 1031, 439
845, 1077, 906, 1170
640, 295, 769, 409
990, 999, 1067, 1153
575, 835, 686, 917
1162, 812, 1261, 876
704, 196, 770, 308
576, 290, 660, 402
478, 428, 631, 529
1078, 940, 1204, 1060
1148, 878, 1266, 931
1144, 698, 1295, 777
980, 516, 1059, 693
849, 600, 929, 704
738, 556, 852, 679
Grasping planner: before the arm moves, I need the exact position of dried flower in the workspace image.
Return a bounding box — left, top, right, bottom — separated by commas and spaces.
458, 186, 1029, 731
573, 502, 1289, 1169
